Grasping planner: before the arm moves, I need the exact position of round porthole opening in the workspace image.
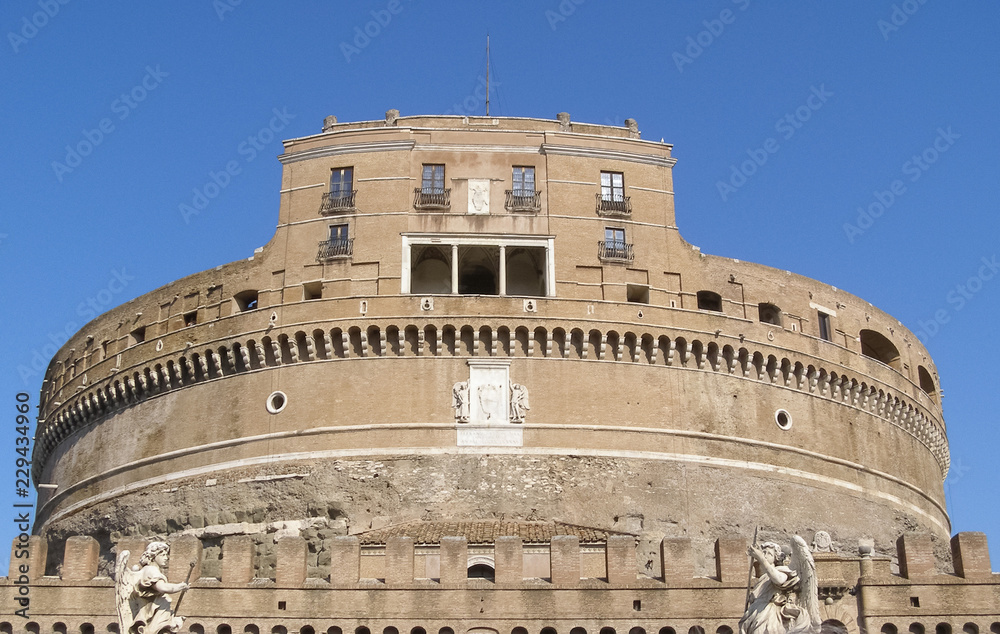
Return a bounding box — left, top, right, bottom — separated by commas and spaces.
266, 391, 287, 414
774, 409, 792, 430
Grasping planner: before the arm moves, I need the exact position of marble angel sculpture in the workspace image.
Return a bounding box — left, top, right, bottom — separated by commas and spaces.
739, 535, 821, 634
115, 542, 190, 634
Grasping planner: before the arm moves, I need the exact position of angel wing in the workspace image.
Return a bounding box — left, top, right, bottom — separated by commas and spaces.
788, 535, 821, 634
115, 550, 138, 634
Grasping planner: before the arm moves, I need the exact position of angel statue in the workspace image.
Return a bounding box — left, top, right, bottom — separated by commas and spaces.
510, 383, 530, 423
115, 542, 191, 634
739, 536, 820, 634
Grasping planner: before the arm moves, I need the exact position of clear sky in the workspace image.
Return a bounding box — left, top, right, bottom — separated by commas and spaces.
1, 1, 997, 573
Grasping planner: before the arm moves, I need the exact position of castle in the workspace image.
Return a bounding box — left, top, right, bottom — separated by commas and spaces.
3, 112, 997, 633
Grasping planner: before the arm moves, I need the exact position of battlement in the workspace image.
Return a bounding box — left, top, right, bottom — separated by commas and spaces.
2, 532, 997, 634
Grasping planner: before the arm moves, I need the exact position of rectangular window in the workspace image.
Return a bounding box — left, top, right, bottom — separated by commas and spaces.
330, 224, 349, 242
818, 311, 832, 341
512, 166, 535, 195
601, 171, 625, 202
605, 227, 625, 248
330, 167, 353, 196
422, 164, 445, 193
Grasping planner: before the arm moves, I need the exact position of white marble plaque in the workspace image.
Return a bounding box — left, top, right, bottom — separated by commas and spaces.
457, 426, 523, 447
468, 179, 490, 215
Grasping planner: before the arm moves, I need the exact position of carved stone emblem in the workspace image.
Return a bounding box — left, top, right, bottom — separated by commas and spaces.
468, 179, 490, 215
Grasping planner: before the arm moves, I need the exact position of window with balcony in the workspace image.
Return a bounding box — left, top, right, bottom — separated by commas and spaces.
599, 227, 633, 262
598, 171, 631, 216
317, 223, 353, 260
506, 166, 540, 212
414, 163, 450, 208
320, 167, 356, 214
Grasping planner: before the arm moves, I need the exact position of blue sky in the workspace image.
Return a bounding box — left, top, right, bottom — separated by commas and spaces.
1, 1, 997, 572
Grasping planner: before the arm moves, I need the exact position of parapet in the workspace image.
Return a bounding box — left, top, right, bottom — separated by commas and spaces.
2, 532, 996, 633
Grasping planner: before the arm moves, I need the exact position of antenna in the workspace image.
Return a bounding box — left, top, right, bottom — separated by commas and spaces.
486, 31, 490, 117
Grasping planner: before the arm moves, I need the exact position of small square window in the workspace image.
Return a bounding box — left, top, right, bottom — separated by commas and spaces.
129, 326, 146, 345
303, 281, 323, 300
909, 596, 920, 607
627, 284, 650, 304
184, 311, 197, 327
697, 291, 723, 312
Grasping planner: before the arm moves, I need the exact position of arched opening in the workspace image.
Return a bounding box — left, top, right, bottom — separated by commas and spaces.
697, 291, 723, 312
936, 625, 952, 634
270, 628, 286, 634
233, 290, 259, 312
963, 625, 978, 634
570, 629, 588, 634
411, 629, 426, 634
468, 563, 496, 581
717, 628, 733, 634
860, 329, 901, 369
356, 628, 371, 634
0, 623, 12, 634
411, 246, 452, 294
989, 625, 1000, 634
327, 628, 343, 634
383, 628, 399, 634
218, 626, 233, 634
540, 628, 558, 634
600, 629, 616, 634
511, 629, 529, 634
506, 247, 546, 296
630, 628, 647, 634
437, 629, 453, 634
81, 625, 96, 634
459, 246, 499, 294
822, 622, 847, 634
918, 365, 937, 400
659, 629, 676, 634
688, 628, 705, 634
244, 626, 260, 634
882, 625, 899, 634
758, 303, 782, 326
54, 624, 68, 634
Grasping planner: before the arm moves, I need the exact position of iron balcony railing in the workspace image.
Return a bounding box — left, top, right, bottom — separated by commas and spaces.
505, 189, 542, 212
319, 190, 357, 214
413, 187, 451, 209
598, 240, 634, 262
317, 238, 354, 261
596, 193, 632, 217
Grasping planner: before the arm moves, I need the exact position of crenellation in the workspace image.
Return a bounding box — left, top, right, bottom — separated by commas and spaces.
951, 532, 992, 580
661, 538, 695, 583
714, 536, 747, 583
549, 535, 581, 587
329, 536, 360, 586
275, 536, 307, 587
439, 537, 468, 585
61, 536, 99, 582
898, 533, 938, 580
385, 537, 415, 586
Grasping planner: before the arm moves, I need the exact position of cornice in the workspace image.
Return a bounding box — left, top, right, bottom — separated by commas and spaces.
279, 140, 417, 165
540, 143, 678, 168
